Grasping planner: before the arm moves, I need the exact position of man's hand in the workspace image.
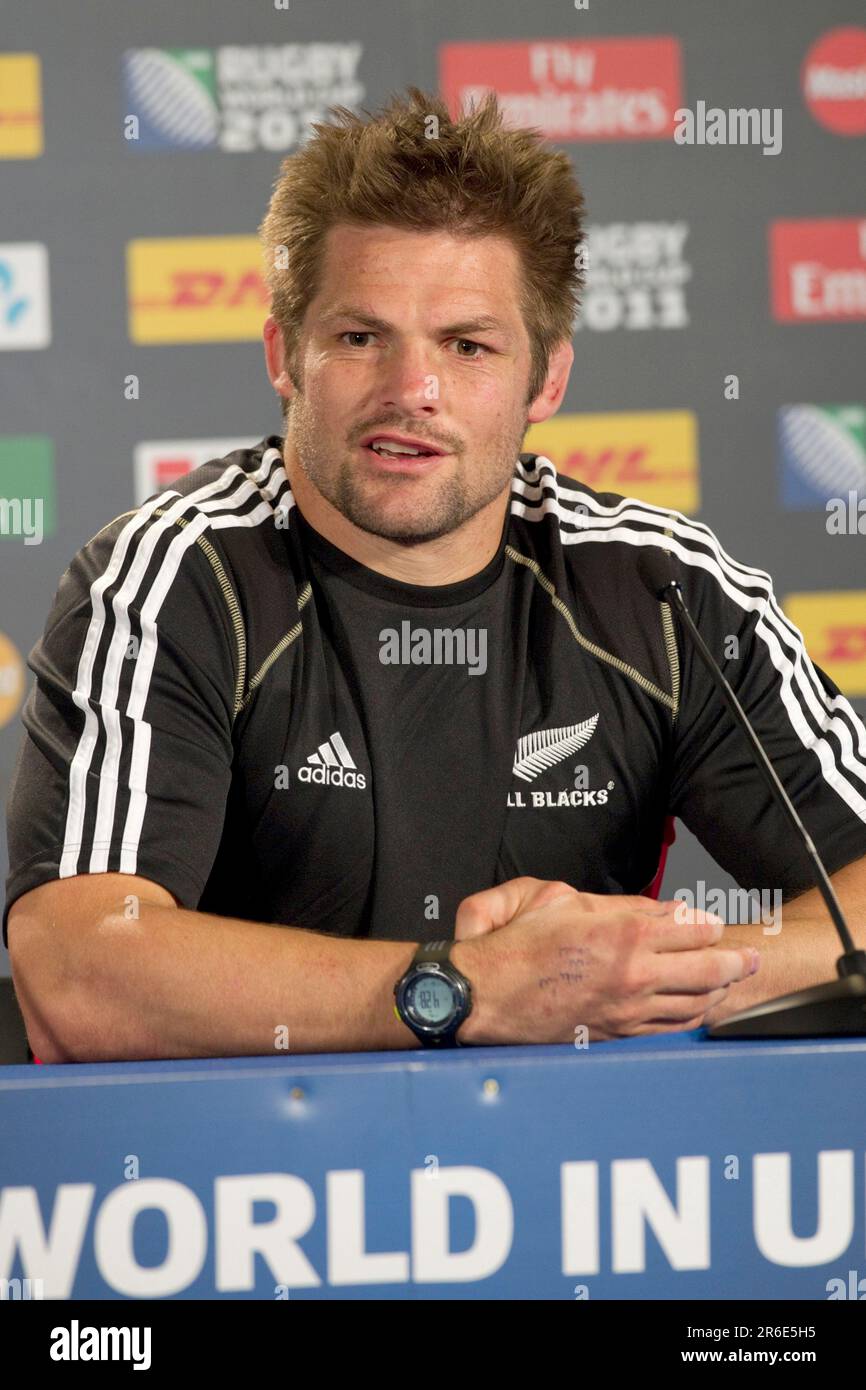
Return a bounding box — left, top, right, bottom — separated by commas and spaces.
452, 877, 760, 1043
455, 876, 583, 939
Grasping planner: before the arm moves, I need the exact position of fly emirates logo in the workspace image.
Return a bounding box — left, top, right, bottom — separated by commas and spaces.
508, 716, 614, 808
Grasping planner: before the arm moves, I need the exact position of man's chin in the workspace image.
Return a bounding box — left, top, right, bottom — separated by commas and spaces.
344, 513, 461, 547
335, 480, 471, 546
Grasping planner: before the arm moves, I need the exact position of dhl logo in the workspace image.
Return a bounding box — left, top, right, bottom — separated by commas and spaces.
127, 236, 269, 343
524, 410, 699, 512
784, 592, 866, 697
0, 54, 42, 158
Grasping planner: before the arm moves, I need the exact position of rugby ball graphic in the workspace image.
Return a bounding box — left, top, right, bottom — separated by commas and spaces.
124, 49, 219, 149
779, 405, 866, 498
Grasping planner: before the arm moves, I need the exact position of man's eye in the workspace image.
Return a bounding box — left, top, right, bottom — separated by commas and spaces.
339, 333, 489, 356
452, 339, 489, 358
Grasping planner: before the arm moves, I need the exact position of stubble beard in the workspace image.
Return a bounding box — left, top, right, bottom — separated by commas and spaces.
287, 396, 527, 546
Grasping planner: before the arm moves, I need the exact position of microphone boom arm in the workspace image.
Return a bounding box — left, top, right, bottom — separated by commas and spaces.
660, 578, 866, 978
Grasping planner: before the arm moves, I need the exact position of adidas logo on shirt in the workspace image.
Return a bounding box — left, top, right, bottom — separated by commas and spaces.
298, 731, 367, 789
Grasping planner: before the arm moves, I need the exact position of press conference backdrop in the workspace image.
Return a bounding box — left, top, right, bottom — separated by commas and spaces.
1, 1, 864, 979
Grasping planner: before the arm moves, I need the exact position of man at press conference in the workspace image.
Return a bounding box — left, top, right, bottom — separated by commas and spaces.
5, 88, 866, 1063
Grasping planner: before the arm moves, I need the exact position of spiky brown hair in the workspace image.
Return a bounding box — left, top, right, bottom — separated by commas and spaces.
259, 85, 587, 417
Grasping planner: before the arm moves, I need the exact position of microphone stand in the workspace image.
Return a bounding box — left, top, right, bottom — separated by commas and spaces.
659, 578, 866, 1039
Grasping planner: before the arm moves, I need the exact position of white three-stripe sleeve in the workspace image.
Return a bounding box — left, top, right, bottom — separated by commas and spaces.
514, 459, 866, 897
3, 504, 238, 941
666, 544, 866, 900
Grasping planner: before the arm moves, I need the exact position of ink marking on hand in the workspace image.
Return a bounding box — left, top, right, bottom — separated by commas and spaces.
539, 946, 590, 989
539, 969, 584, 989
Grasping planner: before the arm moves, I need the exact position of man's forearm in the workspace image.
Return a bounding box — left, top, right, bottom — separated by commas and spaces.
48, 902, 422, 1062
702, 872, 866, 1027
701, 918, 837, 1025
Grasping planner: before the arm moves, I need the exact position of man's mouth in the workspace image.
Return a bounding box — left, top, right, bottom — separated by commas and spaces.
360, 433, 447, 459
358, 433, 451, 473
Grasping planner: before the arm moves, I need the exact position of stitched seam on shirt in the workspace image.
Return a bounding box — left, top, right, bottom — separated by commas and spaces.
505, 545, 677, 713
238, 582, 311, 713
193, 533, 246, 719
148, 507, 247, 720
660, 602, 680, 724
661, 520, 681, 724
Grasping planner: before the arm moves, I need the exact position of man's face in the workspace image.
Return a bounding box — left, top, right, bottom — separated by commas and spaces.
279, 224, 538, 545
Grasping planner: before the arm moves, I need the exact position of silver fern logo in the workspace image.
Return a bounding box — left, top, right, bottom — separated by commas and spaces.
512, 716, 599, 783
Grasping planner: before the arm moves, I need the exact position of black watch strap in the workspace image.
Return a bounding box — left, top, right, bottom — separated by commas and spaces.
413, 939, 454, 965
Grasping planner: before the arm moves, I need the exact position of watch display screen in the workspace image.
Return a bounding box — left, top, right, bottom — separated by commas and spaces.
408, 974, 455, 1025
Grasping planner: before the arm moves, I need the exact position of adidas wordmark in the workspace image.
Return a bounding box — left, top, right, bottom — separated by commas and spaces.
298, 731, 367, 790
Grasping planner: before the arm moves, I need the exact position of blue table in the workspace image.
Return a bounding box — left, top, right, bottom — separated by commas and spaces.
2, 1030, 865, 1300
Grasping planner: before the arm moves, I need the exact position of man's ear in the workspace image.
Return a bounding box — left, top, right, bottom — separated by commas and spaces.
263, 315, 297, 408
526, 339, 574, 426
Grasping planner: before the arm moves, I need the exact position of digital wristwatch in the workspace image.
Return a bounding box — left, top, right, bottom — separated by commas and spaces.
393, 939, 474, 1048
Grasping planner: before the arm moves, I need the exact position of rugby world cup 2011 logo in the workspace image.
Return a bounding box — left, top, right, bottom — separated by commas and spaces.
123, 44, 366, 153
123, 49, 219, 150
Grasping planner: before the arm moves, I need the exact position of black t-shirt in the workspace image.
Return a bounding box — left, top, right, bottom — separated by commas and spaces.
4, 435, 866, 946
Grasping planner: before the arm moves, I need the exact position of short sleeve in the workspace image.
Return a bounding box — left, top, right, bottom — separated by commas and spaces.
667, 533, 866, 901
3, 503, 238, 947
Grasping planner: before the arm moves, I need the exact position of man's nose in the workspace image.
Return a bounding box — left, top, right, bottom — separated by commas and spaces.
377, 341, 439, 413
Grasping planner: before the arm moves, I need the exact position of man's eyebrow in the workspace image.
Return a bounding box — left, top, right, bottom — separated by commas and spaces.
318, 304, 514, 338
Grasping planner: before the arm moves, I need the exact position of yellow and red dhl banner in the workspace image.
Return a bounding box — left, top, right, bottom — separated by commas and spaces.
127, 236, 269, 343
0, 54, 43, 158
524, 410, 699, 513
784, 592, 866, 698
